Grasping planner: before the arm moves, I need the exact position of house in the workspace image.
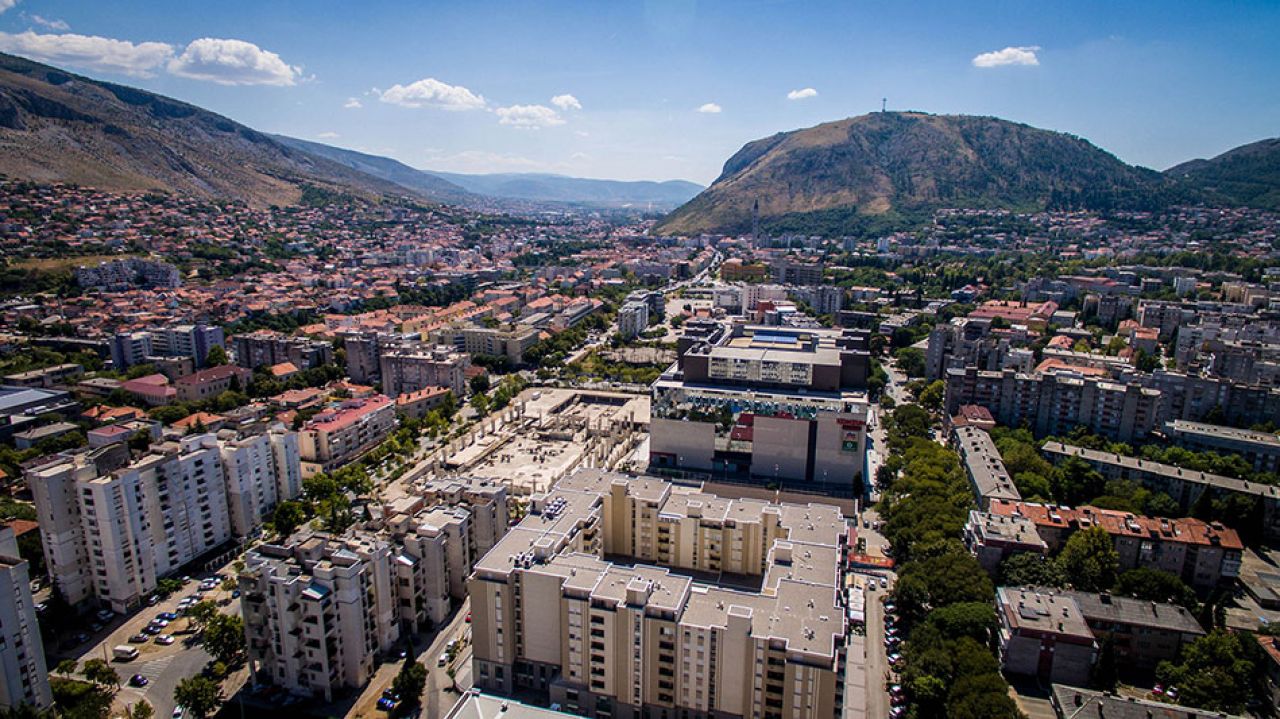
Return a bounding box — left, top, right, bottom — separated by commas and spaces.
174, 366, 252, 403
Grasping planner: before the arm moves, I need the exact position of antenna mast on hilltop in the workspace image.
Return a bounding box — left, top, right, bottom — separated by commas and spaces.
881, 98, 887, 113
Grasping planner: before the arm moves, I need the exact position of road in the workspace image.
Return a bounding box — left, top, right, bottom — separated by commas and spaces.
863, 582, 893, 719
47, 570, 243, 719
345, 597, 473, 719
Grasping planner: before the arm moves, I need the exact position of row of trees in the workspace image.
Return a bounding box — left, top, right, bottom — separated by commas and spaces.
876, 404, 1023, 719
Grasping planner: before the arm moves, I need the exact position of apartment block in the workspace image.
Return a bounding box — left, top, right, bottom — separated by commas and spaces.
233, 330, 334, 371
298, 396, 396, 475
616, 301, 649, 341
394, 386, 453, 420
963, 510, 1047, 575
432, 325, 542, 366
1066, 590, 1204, 671
952, 425, 1021, 509
469, 468, 850, 719
996, 586, 1097, 686
944, 367, 1160, 443
22, 445, 130, 605
26, 430, 296, 611
239, 533, 399, 701
174, 365, 252, 403
377, 476, 509, 632
1040, 442, 1280, 541
220, 427, 303, 537
770, 259, 824, 286
1162, 419, 1280, 475
0, 526, 51, 711
379, 344, 469, 397
989, 499, 1244, 592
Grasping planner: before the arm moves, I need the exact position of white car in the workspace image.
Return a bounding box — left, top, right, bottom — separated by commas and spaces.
172, 708, 184, 719
155, 634, 175, 645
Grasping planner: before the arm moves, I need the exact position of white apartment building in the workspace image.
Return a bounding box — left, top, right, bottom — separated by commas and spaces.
220, 427, 303, 537
27, 431, 294, 612
239, 533, 399, 702
0, 527, 51, 711
617, 301, 649, 341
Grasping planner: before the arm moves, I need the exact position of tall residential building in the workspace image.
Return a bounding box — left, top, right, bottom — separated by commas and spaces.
220, 427, 303, 537
651, 324, 870, 492
298, 396, 396, 476
995, 586, 1097, 686
943, 367, 1160, 443
240, 533, 399, 702
952, 425, 1021, 509
23, 445, 131, 606
770, 259, 824, 286
616, 301, 649, 341
470, 468, 850, 719
0, 526, 51, 711
150, 324, 226, 367
26, 432, 295, 611
340, 331, 383, 384
379, 345, 469, 397
110, 331, 154, 369
233, 330, 333, 371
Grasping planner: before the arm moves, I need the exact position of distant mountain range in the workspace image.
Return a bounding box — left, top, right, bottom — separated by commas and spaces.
275, 135, 703, 209
657, 112, 1280, 236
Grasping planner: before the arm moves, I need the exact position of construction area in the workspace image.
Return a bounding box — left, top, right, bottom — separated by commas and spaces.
403, 388, 650, 496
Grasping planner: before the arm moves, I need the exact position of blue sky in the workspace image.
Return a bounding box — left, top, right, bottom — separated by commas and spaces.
1, 0, 1277, 184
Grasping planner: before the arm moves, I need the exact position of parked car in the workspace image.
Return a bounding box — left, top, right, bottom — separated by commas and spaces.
95, 609, 115, 623
130, 674, 149, 687
437, 654, 448, 667
156, 634, 175, 645
129, 633, 149, 643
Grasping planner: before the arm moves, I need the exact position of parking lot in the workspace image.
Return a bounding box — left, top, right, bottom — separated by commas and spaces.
45, 566, 243, 718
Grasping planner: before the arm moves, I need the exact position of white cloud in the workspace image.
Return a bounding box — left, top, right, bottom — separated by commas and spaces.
0, 30, 173, 77
495, 104, 564, 129
429, 150, 540, 172
27, 14, 69, 31
167, 38, 301, 86
696, 102, 722, 113
550, 93, 582, 111
316, 131, 339, 139
0, 1, 17, 13
787, 87, 818, 100
377, 77, 486, 110
343, 97, 362, 109
972, 46, 1040, 68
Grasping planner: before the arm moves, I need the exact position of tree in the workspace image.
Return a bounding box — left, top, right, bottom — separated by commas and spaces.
1059, 526, 1119, 592
186, 601, 219, 631
1051, 456, 1107, 506
918, 380, 945, 413
271, 500, 307, 537
469, 373, 491, 395
81, 659, 120, 690
894, 347, 926, 378
1156, 629, 1260, 714
173, 676, 222, 719
997, 552, 1065, 588
55, 658, 78, 676
1114, 568, 1199, 611
125, 700, 154, 719
391, 657, 428, 708
202, 613, 246, 664
203, 346, 228, 367
1092, 636, 1119, 691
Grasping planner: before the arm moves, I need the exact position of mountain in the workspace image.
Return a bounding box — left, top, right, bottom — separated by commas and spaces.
426, 171, 703, 209
271, 135, 475, 203
274, 137, 701, 209
1165, 138, 1280, 210
657, 112, 1173, 236
0, 52, 441, 207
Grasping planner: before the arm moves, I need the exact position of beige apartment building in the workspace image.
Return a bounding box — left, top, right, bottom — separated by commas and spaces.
469, 468, 850, 719
240, 533, 399, 702
298, 396, 396, 476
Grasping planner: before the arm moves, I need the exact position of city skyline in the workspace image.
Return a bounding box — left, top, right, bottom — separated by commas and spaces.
0, 0, 1276, 183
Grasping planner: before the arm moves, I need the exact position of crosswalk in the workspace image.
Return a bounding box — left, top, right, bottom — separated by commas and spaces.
116, 654, 174, 700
